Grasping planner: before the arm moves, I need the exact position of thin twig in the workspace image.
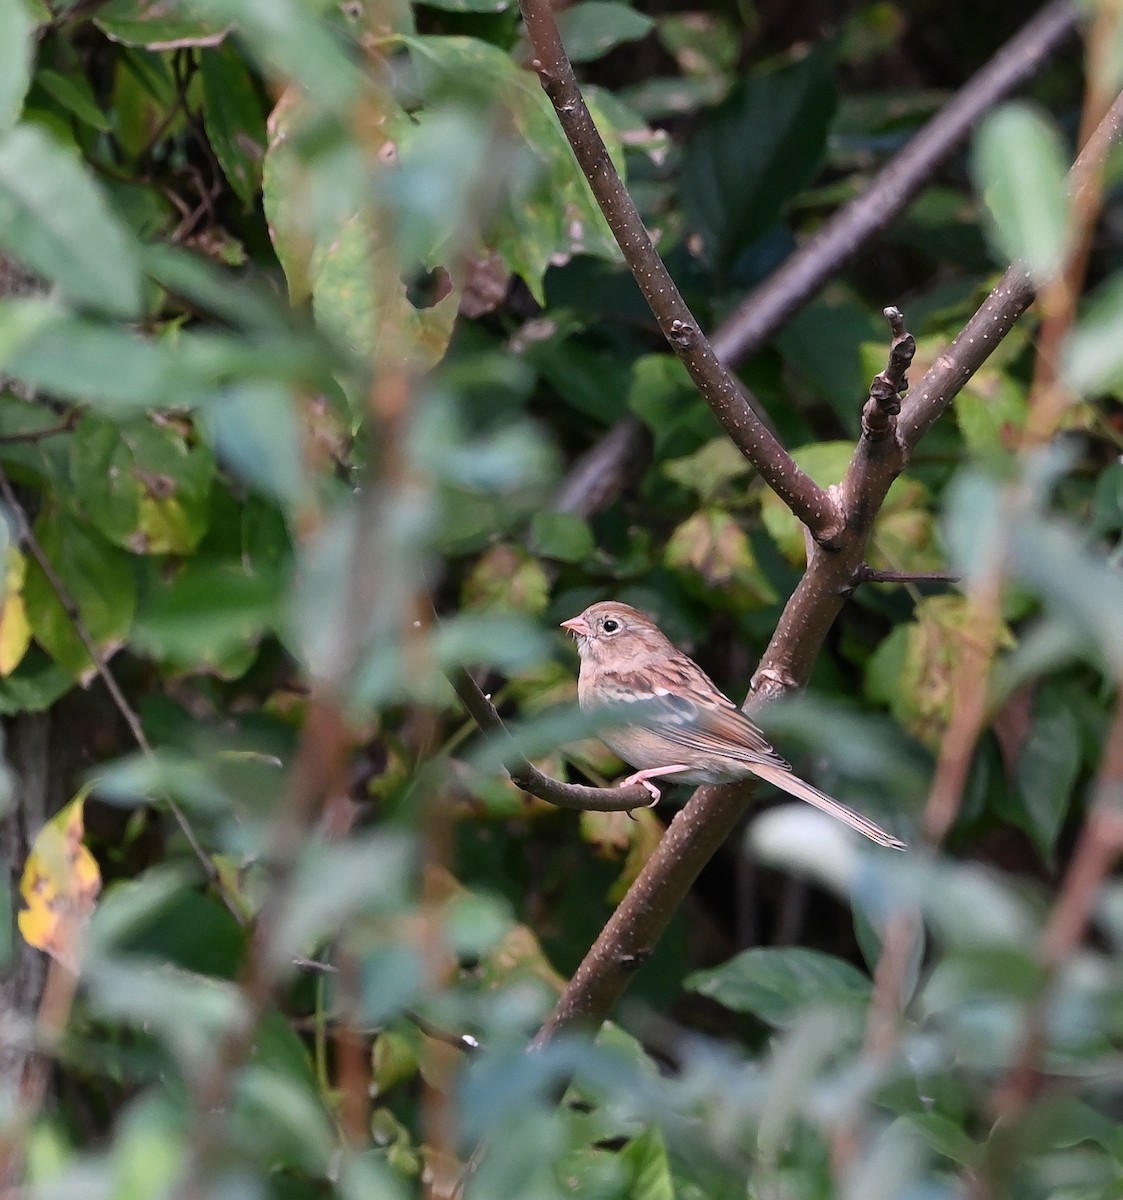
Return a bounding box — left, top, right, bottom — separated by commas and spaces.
0, 465, 238, 917
0, 415, 77, 446
853, 567, 960, 587
837, 62, 1123, 1198
447, 665, 656, 813
966, 693, 1123, 1200
517, 0, 841, 542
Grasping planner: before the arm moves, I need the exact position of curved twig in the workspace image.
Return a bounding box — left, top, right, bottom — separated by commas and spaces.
447, 666, 655, 812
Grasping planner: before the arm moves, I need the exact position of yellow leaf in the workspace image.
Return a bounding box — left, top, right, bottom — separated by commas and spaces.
0, 547, 32, 675
18, 794, 101, 971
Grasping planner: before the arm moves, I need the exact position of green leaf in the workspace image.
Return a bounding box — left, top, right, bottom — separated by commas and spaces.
0, 303, 331, 415
269, 833, 414, 966
191, 0, 364, 111
132, 559, 280, 668
663, 438, 750, 503
70, 414, 214, 554
683, 44, 836, 267
0, 307, 173, 411
111, 1098, 186, 1200
760, 441, 852, 562
34, 68, 112, 133
1016, 688, 1081, 862
435, 612, 553, 674
664, 509, 777, 607
524, 336, 632, 425
201, 40, 268, 208
405, 35, 623, 300
557, 2, 654, 64
972, 102, 1069, 285
311, 213, 459, 372
529, 511, 596, 563
901, 1112, 978, 1168
23, 513, 137, 681
626, 353, 707, 455
1063, 273, 1123, 395
618, 1127, 674, 1200
463, 544, 550, 614
0, 647, 72, 714
0, 124, 144, 317
94, 0, 228, 48
0, 0, 35, 133
685, 946, 871, 1023
1007, 506, 1123, 679
199, 383, 307, 507
952, 367, 1027, 454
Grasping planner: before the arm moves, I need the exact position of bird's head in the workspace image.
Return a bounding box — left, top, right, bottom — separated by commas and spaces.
560, 601, 670, 667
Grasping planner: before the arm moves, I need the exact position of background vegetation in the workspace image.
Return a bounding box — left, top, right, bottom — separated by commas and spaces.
2, 0, 1123, 1197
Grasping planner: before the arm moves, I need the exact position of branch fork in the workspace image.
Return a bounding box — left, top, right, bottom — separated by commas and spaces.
461, 0, 1123, 1055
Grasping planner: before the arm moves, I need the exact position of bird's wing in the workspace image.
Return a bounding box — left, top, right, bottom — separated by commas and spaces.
597, 654, 907, 851
596, 652, 791, 771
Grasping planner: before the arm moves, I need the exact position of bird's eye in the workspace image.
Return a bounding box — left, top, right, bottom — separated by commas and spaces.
602, 618, 620, 634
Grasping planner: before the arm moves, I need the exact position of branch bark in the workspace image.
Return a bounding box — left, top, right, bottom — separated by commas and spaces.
517, 0, 841, 542
710, 0, 1080, 364
447, 666, 655, 812
550, 0, 1079, 517
530, 71, 1123, 1038
509, 0, 1123, 1053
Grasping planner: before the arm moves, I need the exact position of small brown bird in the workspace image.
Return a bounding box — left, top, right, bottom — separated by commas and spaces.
562, 601, 906, 851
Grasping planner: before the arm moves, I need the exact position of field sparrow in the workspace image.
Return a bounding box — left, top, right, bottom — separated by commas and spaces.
562, 601, 906, 850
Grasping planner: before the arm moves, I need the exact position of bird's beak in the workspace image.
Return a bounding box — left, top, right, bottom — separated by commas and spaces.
561, 616, 591, 638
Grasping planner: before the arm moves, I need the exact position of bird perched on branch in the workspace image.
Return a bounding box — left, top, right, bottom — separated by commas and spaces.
562, 601, 905, 850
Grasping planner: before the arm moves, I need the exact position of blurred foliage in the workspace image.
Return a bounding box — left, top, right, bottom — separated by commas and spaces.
0, 0, 1122, 1197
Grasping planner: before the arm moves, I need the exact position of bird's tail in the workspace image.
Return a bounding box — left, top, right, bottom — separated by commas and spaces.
752, 763, 906, 851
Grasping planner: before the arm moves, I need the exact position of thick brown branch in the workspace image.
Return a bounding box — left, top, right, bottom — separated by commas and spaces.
900, 85, 1123, 450
517, 0, 840, 541
533, 226, 1057, 1043
447, 666, 654, 813
550, 1, 1079, 515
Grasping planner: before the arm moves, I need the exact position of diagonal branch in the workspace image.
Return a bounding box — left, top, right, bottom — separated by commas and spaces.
549, 1, 1079, 517
515, 0, 1123, 1062
517, 0, 841, 542
710, 0, 1080, 364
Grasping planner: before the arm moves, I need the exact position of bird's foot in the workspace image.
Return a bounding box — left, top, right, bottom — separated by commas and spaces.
618, 765, 691, 809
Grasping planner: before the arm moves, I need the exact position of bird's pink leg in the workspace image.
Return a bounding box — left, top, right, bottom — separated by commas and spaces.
618, 764, 691, 807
